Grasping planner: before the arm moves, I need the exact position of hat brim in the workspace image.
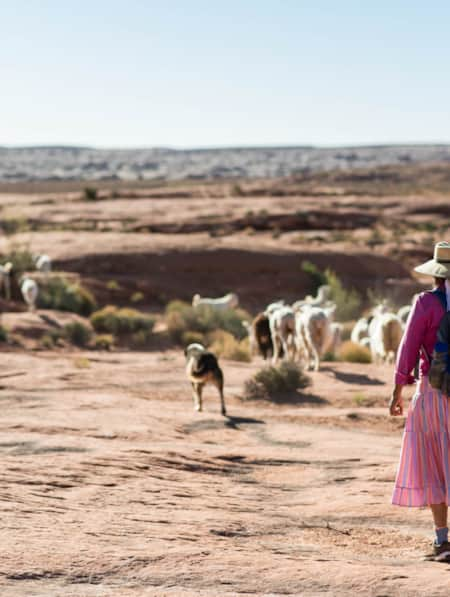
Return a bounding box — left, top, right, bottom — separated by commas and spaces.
414, 259, 450, 278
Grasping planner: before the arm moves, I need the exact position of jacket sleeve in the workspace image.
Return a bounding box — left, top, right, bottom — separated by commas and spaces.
394, 295, 427, 385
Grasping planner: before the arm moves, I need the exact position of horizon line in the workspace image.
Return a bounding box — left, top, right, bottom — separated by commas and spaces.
2, 141, 450, 152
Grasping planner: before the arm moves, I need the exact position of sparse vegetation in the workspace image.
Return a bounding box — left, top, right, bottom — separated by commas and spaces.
301, 260, 327, 294
84, 187, 98, 201
38, 277, 97, 316
324, 269, 362, 321
243, 362, 310, 401
106, 280, 121, 291
353, 392, 369, 406
1, 217, 29, 235
130, 291, 144, 303
2, 246, 35, 273
165, 300, 249, 344
94, 334, 114, 350
208, 330, 251, 362
90, 306, 155, 336
338, 341, 372, 363
0, 325, 8, 342
73, 357, 91, 369
64, 322, 92, 347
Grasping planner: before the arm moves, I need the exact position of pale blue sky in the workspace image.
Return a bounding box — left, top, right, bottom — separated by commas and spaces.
1, 1, 449, 147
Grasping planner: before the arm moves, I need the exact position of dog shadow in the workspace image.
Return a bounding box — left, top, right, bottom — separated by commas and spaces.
224, 415, 265, 429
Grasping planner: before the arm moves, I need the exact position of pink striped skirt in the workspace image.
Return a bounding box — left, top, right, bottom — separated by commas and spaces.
392, 376, 450, 507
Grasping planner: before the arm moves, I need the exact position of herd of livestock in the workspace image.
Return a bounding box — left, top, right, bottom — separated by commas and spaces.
0, 254, 415, 376
192, 287, 416, 371
0, 254, 51, 311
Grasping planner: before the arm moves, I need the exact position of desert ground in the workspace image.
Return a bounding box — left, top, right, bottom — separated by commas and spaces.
0, 161, 450, 595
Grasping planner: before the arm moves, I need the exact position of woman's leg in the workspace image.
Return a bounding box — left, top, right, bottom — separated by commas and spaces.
431, 503, 448, 546
431, 503, 448, 528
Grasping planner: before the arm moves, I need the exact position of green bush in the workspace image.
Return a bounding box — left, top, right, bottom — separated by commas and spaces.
324, 269, 361, 321
243, 362, 310, 400
38, 277, 97, 316
165, 300, 249, 344
64, 322, 92, 347
90, 305, 155, 336
301, 260, 327, 294
2, 246, 35, 274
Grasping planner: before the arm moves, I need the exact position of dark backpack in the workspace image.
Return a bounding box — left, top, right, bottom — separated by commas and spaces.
428, 288, 450, 394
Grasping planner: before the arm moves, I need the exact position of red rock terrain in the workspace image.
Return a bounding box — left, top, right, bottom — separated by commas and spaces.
0, 350, 448, 596
0, 171, 449, 595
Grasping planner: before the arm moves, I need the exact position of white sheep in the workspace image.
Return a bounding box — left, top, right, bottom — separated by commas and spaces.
295, 305, 334, 371
21, 278, 39, 312
192, 292, 239, 310
0, 262, 13, 300
268, 305, 296, 364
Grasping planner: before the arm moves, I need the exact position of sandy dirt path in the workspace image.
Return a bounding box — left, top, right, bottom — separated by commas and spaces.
0, 351, 447, 596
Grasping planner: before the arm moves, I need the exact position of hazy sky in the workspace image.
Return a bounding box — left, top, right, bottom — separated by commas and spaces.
2, 1, 449, 147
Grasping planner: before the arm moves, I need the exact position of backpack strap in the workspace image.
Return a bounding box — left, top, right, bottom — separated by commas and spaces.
421, 289, 448, 365
431, 287, 448, 311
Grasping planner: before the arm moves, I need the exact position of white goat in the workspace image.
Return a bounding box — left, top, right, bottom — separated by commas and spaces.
265, 300, 286, 315
350, 317, 370, 345
0, 262, 13, 300
268, 305, 296, 364
295, 305, 335, 371
324, 321, 343, 356
34, 254, 52, 274
241, 320, 257, 357
397, 293, 420, 327
21, 278, 39, 312
192, 292, 239, 310
368, 306, 403, 364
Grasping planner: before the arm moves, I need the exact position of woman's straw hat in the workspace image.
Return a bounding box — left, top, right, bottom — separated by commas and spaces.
414, 241, 450, 278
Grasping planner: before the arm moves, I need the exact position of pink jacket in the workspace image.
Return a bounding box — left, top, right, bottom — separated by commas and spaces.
394, 290, 446, 385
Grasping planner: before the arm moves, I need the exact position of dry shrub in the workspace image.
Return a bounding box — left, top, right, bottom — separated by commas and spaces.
338, 341, 372, 363
64, 322, 92, 347
94, 334, 114, 350
91, 306, 155, 336
165, 300, 249, 344
208, 330, 251, 362
73, 357, 91, 369
182, 331, 205, 346
243, 361, 310, 401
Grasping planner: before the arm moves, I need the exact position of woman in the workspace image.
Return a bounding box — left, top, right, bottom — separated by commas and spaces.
390, 241, 450, 561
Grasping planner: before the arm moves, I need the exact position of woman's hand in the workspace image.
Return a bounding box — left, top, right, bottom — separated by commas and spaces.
389, 385, 404, 416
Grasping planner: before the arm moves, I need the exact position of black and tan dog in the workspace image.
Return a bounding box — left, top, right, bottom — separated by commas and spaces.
184, 343, 226, 416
